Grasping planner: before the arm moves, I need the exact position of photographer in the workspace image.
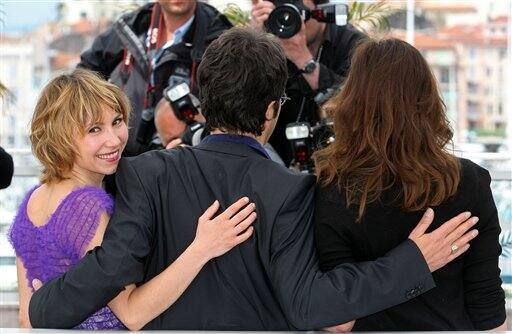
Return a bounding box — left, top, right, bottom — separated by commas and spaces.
251, 0, 365, 166
154, 95, 205, 149
79, 0, 232, 156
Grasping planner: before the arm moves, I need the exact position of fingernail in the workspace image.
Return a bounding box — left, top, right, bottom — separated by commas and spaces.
250, 203, 256, 208
471, 217, 479, 224
244, 197, 249, 203
465, 212, 471, 219
426, 208, 433, 217
472, 230, 479, 237
214, 200, 219, 205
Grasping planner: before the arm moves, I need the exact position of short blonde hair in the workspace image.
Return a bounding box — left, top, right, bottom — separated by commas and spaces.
30, 69, 130, 184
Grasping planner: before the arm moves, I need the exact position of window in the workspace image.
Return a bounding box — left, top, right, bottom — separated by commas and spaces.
468, 67, 477, 80
499, 48, 507, 59
439, 67, 450, 83
467, 82, 478, 94
468, 48, 477, 59
467, 101, 478, 117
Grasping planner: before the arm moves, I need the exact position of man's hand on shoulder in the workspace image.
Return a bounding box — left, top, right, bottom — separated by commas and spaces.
409, 208, 479, 272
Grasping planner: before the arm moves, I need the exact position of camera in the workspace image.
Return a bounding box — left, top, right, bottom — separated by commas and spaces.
137, 65, 195, 146
136, 107, 157, 145
181, 121, 207, 146
266, 0, 348, 39
163, 81, 208, 147
285, 119, 334, 173
164, 82, 199, 125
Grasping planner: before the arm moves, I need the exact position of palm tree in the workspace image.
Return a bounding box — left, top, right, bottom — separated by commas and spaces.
222, 3, 251, 27
348, 0, 395, 34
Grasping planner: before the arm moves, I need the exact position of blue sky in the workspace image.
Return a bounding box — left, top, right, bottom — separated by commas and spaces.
1, 1, 58, 33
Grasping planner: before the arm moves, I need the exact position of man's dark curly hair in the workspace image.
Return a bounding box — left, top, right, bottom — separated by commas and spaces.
197, 27, 288, 136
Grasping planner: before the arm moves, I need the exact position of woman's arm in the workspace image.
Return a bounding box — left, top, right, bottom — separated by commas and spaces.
86, 197, 256, 330
16, 257, 32, 328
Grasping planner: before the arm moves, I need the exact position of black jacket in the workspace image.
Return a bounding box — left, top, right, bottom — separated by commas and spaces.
269, 23, 365, 165
315, 159, 506, 330
0, 146, 13, 189
29, 139, 434, 330
78, 2, 232, 156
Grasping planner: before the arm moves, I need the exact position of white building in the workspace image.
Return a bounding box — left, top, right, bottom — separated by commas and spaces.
56, 0, 146, 24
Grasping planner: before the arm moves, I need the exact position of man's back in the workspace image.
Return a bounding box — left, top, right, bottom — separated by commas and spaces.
115, 139, 433, 330
132, 140, 313, 330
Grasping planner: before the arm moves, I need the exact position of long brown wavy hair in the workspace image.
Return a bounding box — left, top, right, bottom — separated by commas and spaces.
314, 38, 460, 220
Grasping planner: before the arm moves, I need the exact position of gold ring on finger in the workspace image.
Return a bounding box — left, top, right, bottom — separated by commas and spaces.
450, 244, 459, 254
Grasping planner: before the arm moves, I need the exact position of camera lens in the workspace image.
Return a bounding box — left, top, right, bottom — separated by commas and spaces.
266, 4, 303, 39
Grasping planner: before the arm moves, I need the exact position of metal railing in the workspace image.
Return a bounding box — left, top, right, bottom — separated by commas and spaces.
0, 148, 511, 296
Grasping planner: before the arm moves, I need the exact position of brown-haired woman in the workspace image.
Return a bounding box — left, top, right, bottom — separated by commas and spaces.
314, 38, 506, 331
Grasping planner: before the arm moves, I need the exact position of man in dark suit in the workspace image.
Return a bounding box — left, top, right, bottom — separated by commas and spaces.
29, 27, 478, 330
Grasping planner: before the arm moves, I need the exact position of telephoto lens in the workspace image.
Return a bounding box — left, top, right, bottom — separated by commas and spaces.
265, 1, 310, 39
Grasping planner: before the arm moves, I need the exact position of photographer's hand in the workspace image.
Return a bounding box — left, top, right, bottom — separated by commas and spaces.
251, 0, 274, 31
280, 22, 319, 90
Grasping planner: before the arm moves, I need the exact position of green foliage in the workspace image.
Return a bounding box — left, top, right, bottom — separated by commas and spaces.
348, 0, 394, 34
223, 3, 251, 27
475, 128, 507, 138
0, 82, 6, 97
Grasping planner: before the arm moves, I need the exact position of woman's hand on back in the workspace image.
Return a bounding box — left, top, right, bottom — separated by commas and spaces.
191, 198, 256, 261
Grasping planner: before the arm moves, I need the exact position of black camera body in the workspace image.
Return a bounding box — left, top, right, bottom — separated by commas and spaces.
163, 79, 207, 147
163, 82, 199, 125
181, 121, 207, 146
286, 120, 334, 173
136, 64, 198, 146
266, 0, 348, 39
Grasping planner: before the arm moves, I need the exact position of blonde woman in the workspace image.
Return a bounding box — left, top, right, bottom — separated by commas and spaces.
9, 69, 255, 330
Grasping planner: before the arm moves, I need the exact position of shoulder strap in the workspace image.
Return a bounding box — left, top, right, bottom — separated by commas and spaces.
114, 17, 150, 75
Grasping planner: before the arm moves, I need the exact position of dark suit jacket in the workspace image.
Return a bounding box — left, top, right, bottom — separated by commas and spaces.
29, 139, 435, 330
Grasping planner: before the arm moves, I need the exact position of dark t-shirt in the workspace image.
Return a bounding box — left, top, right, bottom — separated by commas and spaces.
315, 158, 506, 331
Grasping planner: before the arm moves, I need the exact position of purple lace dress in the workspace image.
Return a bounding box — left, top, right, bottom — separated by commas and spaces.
8, 185, 125, 330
